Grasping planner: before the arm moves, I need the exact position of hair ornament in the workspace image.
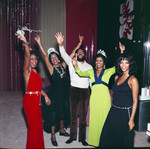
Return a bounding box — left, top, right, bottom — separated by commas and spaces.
47, 48, 59, 57
97, 49, 107, 58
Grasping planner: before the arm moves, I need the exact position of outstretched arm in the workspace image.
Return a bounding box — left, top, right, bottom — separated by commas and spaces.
72, 54, 78, 69
17, 35, 31, 91
119, 41, 125, 54
35, 34, 54, 75
70, 34, 84, 59
72, 54, 91, 77
55, 32, 71, 65
17, 35, 30, 73
110, 41, 126, 68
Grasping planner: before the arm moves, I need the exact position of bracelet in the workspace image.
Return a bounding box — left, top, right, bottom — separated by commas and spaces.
23, 42, 29, 46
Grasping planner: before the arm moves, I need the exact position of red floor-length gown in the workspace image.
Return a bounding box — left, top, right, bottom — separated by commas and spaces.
23, 69, 44, 148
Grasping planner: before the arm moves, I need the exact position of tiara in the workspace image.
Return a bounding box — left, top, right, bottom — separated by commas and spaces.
47, 48, 59, 57
97, 49, 107, 58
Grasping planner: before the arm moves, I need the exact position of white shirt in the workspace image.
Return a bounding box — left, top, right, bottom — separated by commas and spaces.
59, 46, 93, 89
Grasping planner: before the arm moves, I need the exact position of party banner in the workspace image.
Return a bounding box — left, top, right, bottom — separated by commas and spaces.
119, 0, 134, 40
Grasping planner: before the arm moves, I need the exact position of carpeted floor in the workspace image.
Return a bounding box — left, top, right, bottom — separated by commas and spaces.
0, 92, 150, 148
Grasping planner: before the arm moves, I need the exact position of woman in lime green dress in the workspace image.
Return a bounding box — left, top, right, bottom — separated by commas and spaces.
72, 48, 124, 147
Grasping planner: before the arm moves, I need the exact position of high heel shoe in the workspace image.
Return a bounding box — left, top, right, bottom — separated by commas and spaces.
59, 127, 70, 137
51, 134, 58, 146
59, 131, 70, 136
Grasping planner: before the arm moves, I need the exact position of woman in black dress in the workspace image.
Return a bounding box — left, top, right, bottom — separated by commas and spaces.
35, 34, 70, 146
99, 52, 139, 148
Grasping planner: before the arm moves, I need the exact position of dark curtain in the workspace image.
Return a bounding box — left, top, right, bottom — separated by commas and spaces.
97, 0, 120, 68
0, 0, 40, 91
97, 0, 144, 90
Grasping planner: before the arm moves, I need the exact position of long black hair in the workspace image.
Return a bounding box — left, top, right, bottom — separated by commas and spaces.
116, 51, 137, 77
30, 50, 40, 66
30, 50, 40, 72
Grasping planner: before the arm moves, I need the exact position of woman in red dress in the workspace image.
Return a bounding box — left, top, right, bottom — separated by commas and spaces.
17, 35, 51, 148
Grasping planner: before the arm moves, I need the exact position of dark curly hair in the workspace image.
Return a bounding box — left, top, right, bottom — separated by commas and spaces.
30, 50, 40, 66
116, 51, 137, 77
94, 53, 107, 68
75, 48, 86, 56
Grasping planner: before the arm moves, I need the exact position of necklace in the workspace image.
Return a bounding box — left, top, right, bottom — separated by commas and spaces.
122, 74, 129, 77
53, 64, 65, 78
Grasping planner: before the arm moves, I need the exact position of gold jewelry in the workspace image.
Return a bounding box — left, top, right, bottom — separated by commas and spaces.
104, 65, 105, 69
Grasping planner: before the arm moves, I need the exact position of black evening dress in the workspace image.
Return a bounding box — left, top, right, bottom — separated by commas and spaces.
42, 65, 70, 133
99, 76, 134, 148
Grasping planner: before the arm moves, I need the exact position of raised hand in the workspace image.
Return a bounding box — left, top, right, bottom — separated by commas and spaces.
119, 42, 125, 54
55, 32, 64, 46
17, 35, 27, 44
79, 34, 84, 44
35, 34, 41, 44
72, 54, 78, 69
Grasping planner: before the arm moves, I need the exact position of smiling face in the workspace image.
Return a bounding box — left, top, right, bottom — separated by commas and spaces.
50, 53, 59, 65
120, 59, 130, 73
76, 49, 85, 62
95, 56, 104, 69
30, 54, 38, 68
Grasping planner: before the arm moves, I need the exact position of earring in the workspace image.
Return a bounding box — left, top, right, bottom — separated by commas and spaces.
104, 65, 105, 69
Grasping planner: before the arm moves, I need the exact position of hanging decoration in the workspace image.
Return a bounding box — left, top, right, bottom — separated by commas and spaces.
15, 24, 42, 37
119, 0, 134, 40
